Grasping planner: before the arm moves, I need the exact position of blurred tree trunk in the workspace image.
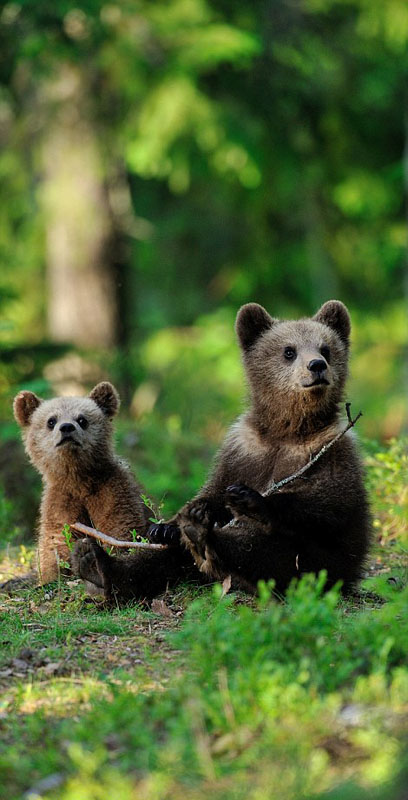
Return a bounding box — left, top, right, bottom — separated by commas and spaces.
303, 177, 339, 308
41, 67, 118, 349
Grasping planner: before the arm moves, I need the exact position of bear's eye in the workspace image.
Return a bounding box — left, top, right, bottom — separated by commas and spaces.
47, 417, 57, 430
284, 347, 297, 361
77, 415, 88, 430
320, 346, 331, 363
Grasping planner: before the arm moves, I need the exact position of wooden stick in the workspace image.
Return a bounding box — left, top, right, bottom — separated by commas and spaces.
264, 403, 363, 496
70, 521, 169, 550
71, 403, 363, 548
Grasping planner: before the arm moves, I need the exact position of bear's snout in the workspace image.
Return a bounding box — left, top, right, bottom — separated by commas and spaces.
59, 423, 76, 434
308, 358, 327, 374
56, 421, 81, 447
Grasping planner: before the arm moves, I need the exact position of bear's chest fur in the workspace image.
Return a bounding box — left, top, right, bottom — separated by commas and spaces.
228, 415, 340, 495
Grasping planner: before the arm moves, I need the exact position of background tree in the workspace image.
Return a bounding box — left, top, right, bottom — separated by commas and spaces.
0, 0, 407, 438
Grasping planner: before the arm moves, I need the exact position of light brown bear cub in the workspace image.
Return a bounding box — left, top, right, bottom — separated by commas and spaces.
72, 300, 371, 600
1, 382, 150, 591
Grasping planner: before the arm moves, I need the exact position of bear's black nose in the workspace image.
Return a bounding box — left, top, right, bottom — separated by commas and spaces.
308, 359, 327, 373
60, 423, 76, 434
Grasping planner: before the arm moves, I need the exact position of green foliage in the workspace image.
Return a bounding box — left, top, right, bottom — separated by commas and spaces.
62, 523, 74, 553
0, 0, 407, 441
116, 412, 215, 519
176, 575, 408, 698
365, 438, 408, 545
2, 572, 408, 799
139, 307, 243, 431
0, 485, 21, 544
140, 493, 163, 525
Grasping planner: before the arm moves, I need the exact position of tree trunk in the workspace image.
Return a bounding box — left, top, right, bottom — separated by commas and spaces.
41, 67, 118, 348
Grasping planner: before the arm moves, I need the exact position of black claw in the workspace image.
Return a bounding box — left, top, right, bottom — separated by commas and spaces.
147, 523, 161, 542
147, 523, 180, 545
226, 483, 249, 496
147, 524, 160, 541
163, 524, 180, 544
188, 500, 215, 526
224, 484, 267, 523
191, 506, 205, 523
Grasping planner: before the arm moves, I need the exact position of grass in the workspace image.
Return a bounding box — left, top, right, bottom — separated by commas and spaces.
0, 438, 407, 800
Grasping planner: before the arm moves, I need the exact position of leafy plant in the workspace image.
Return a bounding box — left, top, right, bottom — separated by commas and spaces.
140, 493, 164, 524
365, 438, 408, 545
63, 524, 74, 553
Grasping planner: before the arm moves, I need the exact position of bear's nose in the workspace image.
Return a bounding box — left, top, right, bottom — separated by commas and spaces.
59, 423, 76, 434
308, 359, 327, 373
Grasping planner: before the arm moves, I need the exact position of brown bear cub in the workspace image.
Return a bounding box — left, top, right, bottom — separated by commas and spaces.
72, 300, 371, 600
1, 382, 152, 592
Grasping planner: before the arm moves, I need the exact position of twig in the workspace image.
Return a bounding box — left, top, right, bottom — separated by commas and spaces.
264, 403, 363, 496
71, 405, 363, 546
70, 522, 169, 550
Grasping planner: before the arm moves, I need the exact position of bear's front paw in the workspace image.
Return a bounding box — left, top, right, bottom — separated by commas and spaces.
225, 484, 267, 519
177, 499, 214, 554
71, 538, 111, 594
147, 522, 180, 545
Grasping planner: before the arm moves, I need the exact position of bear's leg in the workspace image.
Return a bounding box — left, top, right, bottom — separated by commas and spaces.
201, 522, 357, 596
179, 501, 301, 595
178, 501, 257, 590
71, 538, 197, 603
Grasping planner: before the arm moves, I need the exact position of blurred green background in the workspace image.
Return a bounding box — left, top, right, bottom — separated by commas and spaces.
0, 0, 407, 536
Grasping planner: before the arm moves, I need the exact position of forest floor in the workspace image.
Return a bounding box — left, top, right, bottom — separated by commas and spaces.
0, 439, 407, 800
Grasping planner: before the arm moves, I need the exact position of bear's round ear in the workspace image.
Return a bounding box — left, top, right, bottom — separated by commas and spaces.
89, 382, 120, 417
13, 391, 43, 427
313, 300, 351, 347
236, 303, 277, 350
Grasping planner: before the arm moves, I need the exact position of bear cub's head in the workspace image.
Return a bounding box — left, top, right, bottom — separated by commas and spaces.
236, 300, 351, 425
14, 382, 120, 478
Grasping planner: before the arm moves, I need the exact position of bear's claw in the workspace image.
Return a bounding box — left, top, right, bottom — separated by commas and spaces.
147, 522, 180, 545
225, 484, 267, 519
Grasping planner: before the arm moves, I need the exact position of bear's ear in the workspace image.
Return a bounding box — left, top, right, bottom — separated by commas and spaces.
89, 382, 120, 417
236, 303, 277, 350
13, 391, 43, 427
313, 300, 351, 347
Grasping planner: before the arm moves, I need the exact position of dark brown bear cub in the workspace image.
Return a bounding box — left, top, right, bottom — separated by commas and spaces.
175, 300, 371, 594
73, 300, 371, 600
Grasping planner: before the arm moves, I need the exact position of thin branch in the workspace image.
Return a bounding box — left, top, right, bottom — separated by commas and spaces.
71, 405, 363, 548
264, 404, 363, 497
70, 521, 169, 550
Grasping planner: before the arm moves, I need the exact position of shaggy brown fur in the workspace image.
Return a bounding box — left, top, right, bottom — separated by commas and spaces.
1, 382, 151, 591
72, 301, 371, 601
